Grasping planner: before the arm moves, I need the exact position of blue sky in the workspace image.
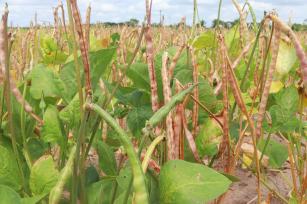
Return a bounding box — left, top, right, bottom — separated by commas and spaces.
1, 0, 306, 26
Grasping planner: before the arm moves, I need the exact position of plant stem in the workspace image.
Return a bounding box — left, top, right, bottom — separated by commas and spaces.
21, 83, 32, 168
49, 145, 77, 204
0, 5, 26, 193
72, 110, 88, 204
142, 134, 165, 173
86, 103, 149, 204
66, 0, 84, 117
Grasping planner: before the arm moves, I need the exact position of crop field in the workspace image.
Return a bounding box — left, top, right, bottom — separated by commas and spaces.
0, 0, 306, 204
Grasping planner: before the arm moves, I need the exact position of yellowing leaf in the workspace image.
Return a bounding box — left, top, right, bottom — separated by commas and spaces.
276, 41, 297, 77
242, 153, 252, 169
270, 81, 284, 93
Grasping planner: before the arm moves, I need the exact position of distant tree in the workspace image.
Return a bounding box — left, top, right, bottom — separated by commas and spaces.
126, 18, 139, 26
291, 23, 307, 31
229, 19, 239, 27
211, 19, 230, 29
199, 20, 206, 27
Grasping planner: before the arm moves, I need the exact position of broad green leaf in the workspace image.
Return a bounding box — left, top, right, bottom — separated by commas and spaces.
274, 86, 299, 113
0, 185, 21, 204
126, 63, 151, 91
96, 141, 117, 175
30, 155, 59, 195
192, 31, 215, 50
21, 194, 47, 204
41, 105, 63, 144
159, 160, 231, 204
60, 47, 116, 101
27, 138, 47, 161
258, 139, 288, 168
127, 106, 153, 137
269, 105, 300, 133
103, 81, 151, 107
116, 167, 132, 190
0, 146, 22, 190
40, 37, 68, 65
196, 119, 222, 157
29, 64, 66, 100
59, 94, 81, 127
86, 178, 114, 204
276, 41, 297, 77
85, 166, 100, 186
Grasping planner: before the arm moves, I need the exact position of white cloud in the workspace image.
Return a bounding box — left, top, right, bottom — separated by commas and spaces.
1, 0, 306, 26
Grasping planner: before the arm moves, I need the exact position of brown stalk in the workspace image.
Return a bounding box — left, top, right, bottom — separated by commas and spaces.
168, 44, 185, 79
173, 79, 183, 159
219, 34, 262, 203
70, 0, 92, 96
0, 4, 27, 190
231, 0, 249, 47
191, 48, 199, 137
20, 31, 31, 78
0, 18, 42, 124
218, 35, 231, 172
287, 142, 299, 197
85, 4, 91, 52
161, 52, 176, 160
256, 26, 281, 138
181, 103, 202, 163
53, 7, 60, 42
58, 1, 68, 37
145, 0, 159, 112
254, 36, 265, 85
232, 39, 255, 69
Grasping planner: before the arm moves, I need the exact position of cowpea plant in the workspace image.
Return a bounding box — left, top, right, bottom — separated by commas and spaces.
0, 0, 306, 204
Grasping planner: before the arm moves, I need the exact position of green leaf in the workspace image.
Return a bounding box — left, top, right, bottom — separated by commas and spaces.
40, 37, 68, 65
224, 24, 241, 58
196, 119, 222, 157
192, 31, 215, 50
41, 105, 63, 144
27, 138, 47, 161
0, 185, 21, 204
225, 24, 240, 48
85, 166, 100, 186
257, 139, 288, 168
0, 145, 22, 190
86, 179, 114, 204
116, 167, 132, 190
29, 64, 66, 100
267, 86, 301, 133
127, 106, 153, 137
60, 47, 116, 101
126, 63, 151, 91
21, 194, 47, 204
96, 141, 117, 175
173, 70, 219, 114
59, 94, 81, 127
276, 41, 297, 77
269, 105, 300, 133
29, 155, 59, 195
274, 86, 299, 113
159, 160, 231, 204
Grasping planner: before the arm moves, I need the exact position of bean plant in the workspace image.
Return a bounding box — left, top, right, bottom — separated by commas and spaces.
0, 0, 306, 204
